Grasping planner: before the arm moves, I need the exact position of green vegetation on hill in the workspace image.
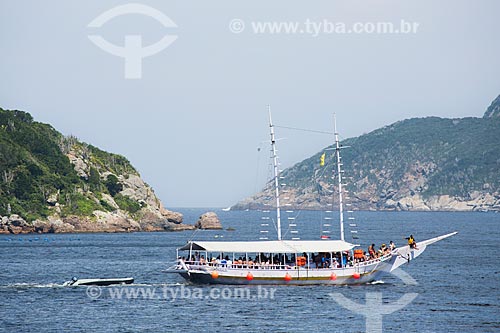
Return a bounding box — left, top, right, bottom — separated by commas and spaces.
283, 116, 500, 199
0, 108, 138, 221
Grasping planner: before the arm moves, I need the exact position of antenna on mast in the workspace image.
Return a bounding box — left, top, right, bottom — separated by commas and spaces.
334, 113, 345, 241
268, 105, 282, 241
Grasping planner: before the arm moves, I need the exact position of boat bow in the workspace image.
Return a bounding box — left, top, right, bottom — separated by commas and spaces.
389, 232, 457, 272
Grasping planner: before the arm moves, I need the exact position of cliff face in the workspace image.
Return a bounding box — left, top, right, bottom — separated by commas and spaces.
0, 108, 193, 234
483, 94, 500, 119
235, 97, 500, 212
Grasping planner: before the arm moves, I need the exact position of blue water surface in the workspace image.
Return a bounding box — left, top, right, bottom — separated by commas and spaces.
0, 210, 499, 332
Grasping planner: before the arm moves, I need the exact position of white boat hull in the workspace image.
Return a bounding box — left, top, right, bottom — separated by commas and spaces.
180, 268, 386, 285
63, 277, 134, 286
175, 255, 396, 285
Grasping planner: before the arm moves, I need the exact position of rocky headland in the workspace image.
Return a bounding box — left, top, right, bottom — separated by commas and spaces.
0, 108, 209, 234
235, 95, 500, 212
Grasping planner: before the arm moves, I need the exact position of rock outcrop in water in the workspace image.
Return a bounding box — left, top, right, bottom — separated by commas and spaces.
195, 212, 222, 229
0, 108, 194, 234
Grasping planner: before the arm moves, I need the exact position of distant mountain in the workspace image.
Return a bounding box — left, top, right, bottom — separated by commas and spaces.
0, 108, 192, 234
235, 96, 500, 211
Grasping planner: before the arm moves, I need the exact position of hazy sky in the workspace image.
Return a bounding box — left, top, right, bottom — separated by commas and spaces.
1, 1, 499, 207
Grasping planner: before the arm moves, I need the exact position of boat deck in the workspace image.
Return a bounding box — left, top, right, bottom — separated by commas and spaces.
181, 251, 394, 272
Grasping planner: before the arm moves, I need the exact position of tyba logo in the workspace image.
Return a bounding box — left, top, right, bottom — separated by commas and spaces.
88, 3, 178, 79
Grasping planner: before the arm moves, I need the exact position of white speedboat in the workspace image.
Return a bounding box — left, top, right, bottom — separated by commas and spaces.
167, 109, 456, 285
63, 277, 134, 286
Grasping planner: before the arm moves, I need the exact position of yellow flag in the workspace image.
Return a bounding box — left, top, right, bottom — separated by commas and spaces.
320, 152, 325, 166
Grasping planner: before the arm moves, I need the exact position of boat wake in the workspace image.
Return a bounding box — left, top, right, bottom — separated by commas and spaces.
369, 280, 385, 285
125, 282, 186, 287
2, 283, 65, 289
1, 282, 186, 289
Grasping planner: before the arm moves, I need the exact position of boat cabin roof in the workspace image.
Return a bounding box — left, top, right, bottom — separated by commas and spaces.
178, 240, 357, 254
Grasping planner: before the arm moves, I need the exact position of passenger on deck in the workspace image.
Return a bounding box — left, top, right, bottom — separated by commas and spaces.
261, 253, 268, 263
368, 244, 376, 259
389, 241, 396, 251
406, 235, 418, 249
332, 257, 339, 268
314, 253, 321, 268
342, 252, 348, 267
200, 256, 206, 264
353, 249, 366, 263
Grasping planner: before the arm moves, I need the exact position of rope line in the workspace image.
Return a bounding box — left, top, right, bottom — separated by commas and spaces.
275, 125, 333, 135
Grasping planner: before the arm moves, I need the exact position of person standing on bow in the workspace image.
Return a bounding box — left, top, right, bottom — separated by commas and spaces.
406, 235, 418, 250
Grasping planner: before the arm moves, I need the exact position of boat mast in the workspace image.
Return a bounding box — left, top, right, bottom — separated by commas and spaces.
334, 114, 345, 241
268, 106, 282, 241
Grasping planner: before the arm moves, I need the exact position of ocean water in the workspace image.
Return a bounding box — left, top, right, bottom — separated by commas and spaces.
0, 210, 499, 333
